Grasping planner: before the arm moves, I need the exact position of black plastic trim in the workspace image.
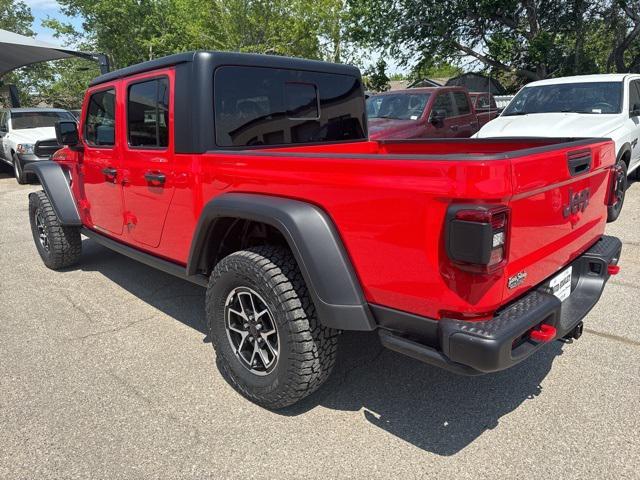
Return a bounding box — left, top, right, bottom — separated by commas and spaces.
205, 137, 611, 162
376, 235, 622, 375
23, 161, 81, 226
187, 193, 375, 331
81, 227, 208, 287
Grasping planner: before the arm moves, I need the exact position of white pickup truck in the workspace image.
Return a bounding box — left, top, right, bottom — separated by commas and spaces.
0, 108, 75, 184
475, 74, 640, 221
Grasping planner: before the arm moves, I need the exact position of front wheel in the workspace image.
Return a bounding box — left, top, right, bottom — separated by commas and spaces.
12, 153, 27, 184
607, 159, 628, 223
29, 191, 82, 269
206, 246, 338, 409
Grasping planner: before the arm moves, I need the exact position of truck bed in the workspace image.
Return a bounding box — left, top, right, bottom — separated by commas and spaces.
147, 136, 617, 322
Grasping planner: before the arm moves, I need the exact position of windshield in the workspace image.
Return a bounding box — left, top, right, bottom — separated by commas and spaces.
503, 82, 623, 116
367, 93, 430, 120
11, 111, 75, 130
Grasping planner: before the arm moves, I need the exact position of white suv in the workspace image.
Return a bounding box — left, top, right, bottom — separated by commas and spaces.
475, 74, 640, 221
0, 108, 76, 184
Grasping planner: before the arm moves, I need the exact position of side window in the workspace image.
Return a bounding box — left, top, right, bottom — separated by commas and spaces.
476, 95, 490, 110
85, 89, 116, 146
452, 92, 471, 115
128, 78, 169, 148
629, 80, 640, 115
285, 83, 319, 119
0, 112, 6, 132
214, 66, 365, 147
432, 93, 455, 117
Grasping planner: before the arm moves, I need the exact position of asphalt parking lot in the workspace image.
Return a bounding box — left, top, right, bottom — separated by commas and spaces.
1, 165, 639, 479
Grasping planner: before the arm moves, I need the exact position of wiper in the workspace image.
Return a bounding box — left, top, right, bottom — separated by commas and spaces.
502, 111, 530, 116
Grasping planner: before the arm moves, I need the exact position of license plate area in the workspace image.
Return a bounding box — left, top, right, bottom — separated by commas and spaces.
549, 266, 573, 302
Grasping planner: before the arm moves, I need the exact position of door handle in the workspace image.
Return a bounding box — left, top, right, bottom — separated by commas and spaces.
144, 171, 166, 185
450, 125, 459, 131
101, 167, 117, 181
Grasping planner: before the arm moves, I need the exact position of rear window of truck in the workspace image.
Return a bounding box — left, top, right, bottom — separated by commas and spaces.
213, 66, 366, 147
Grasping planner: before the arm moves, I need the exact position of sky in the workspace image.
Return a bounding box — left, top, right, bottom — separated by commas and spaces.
24, 0, 82, 46
23, 0, 410, 75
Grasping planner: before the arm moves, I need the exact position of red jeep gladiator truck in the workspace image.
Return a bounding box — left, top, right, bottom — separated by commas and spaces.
25, 51, 622, 409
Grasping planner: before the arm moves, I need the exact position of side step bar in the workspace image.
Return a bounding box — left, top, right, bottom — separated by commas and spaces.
378, 330, 483, 376
81, 227, 209, 287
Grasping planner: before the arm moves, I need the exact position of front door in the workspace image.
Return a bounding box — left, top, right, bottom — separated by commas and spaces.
429, 93, 457, 138
81, 86, 124, 235
121, 74, 175, 248
450, 91, 478, 137
627, 79, 640, 170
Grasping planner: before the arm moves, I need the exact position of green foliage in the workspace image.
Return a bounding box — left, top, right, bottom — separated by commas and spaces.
363, 58, 390, 92
1, 0, 359, 107
347, 0, 640, 84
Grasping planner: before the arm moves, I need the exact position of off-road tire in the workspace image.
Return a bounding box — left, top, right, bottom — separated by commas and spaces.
206, 246, 338, 409
12, 153, 27, 185
607, 159, 627, 223
28, 190, 81, 270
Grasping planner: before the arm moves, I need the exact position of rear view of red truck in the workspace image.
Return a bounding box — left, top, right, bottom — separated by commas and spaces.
25, 51, 622, 409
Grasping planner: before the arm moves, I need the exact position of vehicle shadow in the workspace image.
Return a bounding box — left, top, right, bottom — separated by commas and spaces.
78, 238, 563, 456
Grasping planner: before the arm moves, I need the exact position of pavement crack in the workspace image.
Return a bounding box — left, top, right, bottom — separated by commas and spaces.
70, 315, 154, 340
584, 328, 640, 348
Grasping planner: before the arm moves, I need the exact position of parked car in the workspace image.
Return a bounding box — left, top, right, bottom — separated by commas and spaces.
475, 74, 640, 221
468, 91, 501, 126
366, 87, 480, 139
26, 52, 621, 409
0, 108, 74, 184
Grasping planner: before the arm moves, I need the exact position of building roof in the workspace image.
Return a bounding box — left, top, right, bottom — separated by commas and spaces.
3, 107, 70, 113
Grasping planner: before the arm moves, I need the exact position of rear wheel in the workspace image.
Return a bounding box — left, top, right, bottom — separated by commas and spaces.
607, 159, 627, 223
12, 153, 27, 185
28, 191, 82, 269
206, 246, 338, 409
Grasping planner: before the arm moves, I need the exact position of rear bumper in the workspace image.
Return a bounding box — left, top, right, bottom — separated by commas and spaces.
378, 235, 622, 375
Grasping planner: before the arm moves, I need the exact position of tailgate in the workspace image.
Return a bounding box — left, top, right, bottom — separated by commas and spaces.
503, 140, 616, 302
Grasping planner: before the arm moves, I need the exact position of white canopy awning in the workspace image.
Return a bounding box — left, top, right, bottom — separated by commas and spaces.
0, 28, 97, 77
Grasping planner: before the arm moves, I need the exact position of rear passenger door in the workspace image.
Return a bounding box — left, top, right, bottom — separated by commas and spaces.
451, 91, 478, 137
121, 73, 174, 248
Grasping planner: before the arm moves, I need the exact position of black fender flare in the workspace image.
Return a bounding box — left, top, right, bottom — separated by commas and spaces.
23, 161, 81, 226
187, 193, 375, 331
617, 143, 632, 165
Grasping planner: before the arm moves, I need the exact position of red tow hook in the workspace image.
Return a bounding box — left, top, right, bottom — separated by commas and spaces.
530, 324, 557, 343
608, 264, 620, 275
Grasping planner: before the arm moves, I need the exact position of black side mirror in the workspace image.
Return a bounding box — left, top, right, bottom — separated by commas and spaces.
430, 109, 447, 126
630, 103, 640, 117
55, 121, 79, 146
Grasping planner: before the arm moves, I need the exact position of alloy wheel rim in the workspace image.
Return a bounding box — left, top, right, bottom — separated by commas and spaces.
35, 210, 50, 252
614, 172, 626, 210
224, 287, 279, 376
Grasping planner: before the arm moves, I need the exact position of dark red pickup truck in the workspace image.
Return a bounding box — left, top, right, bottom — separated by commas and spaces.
26, 51, 622, 409
367, 86, 484, 139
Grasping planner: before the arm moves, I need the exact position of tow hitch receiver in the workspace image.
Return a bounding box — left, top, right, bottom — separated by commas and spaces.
564, 321, 584, 340
530, 324, 557, 343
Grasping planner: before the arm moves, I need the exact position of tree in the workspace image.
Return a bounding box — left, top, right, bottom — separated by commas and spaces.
347, 0, 640, 83
363, 58, 390, 92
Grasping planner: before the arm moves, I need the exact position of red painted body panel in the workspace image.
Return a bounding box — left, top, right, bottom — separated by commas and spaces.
54, 66, 616, 322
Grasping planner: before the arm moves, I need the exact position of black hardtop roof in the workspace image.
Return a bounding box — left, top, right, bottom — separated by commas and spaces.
90, 51, 361, 87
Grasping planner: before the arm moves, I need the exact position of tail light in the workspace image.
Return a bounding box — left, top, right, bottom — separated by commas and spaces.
445, 205, 510, 273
